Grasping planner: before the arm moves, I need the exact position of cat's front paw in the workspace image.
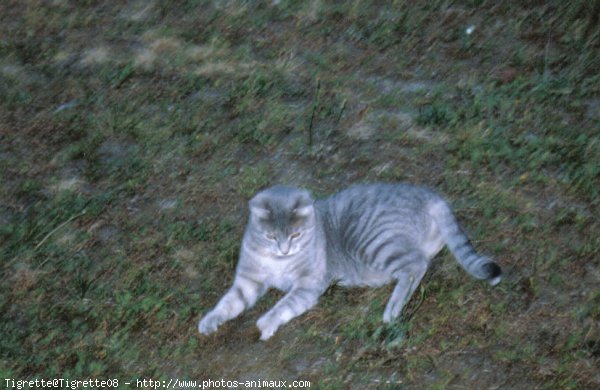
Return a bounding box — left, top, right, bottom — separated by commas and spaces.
256, 314, 280, 341
198, 311, 223, 335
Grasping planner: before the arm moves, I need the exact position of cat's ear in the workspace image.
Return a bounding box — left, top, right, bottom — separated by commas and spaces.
249, 198, 271, 219
292, 192, 315, 218
250, 206, 271, 219
293, 204, 313, 218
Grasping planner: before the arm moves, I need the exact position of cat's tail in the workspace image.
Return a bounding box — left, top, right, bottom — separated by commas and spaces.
428, 199, 502, 286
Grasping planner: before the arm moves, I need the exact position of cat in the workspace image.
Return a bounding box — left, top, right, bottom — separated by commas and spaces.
198, 183, 502, 340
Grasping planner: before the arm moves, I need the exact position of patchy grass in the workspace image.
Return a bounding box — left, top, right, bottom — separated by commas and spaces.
1, 0, 599, 388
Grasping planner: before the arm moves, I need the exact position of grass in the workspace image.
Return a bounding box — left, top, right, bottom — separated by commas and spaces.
1, 0, 599, 388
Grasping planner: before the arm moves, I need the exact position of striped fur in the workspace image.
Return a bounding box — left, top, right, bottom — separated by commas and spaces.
198, 183, 501, 340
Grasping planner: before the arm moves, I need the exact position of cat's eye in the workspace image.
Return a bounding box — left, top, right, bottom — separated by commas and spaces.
266, 233, 276, 240
290, 232, 301, 239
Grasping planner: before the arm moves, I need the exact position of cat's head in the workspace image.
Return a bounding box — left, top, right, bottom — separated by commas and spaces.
248, 185, 315, 257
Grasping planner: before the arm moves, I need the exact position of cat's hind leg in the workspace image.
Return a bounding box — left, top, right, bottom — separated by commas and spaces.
198, 275, 266, 335
380, 250, 429, 323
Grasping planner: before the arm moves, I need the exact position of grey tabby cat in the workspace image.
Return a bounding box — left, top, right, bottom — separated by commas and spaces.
198, 183, 501, 340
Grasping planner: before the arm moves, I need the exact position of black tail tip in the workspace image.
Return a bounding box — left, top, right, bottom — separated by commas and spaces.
483, 262, 502, 286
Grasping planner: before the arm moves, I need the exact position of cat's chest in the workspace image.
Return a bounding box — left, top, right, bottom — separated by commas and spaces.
258, 256, 306, 291
267, 273, 295, 291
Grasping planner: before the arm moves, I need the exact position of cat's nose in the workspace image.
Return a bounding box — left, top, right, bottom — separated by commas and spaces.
278, 241, 291, 255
